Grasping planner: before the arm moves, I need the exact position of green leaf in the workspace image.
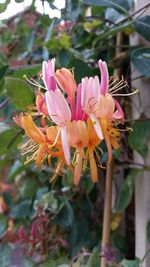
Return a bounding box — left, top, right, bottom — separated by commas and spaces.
11, 65, 41, 79
0, 214, 7, 238
8, 160, 25, 182
0, 65, 9, 80
134, 16, 150, 41
56, 200, 74, 228
23, 257, 35, 267
93, 21, 133, 45
10, 199, 32, 219
86, 250, 101, 267
131, 48, 150, 77
67, 58, 93, 84
0, 124, 21, 156
15, 0, 24, 2
128, 119, 150, 157
39, 259, 56, 267
20, 178, 39, 199
0, 244, 11, 267
117, 170, 140, 212
0, 0, 10, 13
112, 233, 127, 254
147, 220, 150, 243
82, 0, 129, 14
121, 258, 140, 267
5, 77, 34, 109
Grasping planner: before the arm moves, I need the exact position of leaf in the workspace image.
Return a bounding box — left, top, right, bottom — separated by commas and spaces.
131, 48, 150, 77
0, 0, 10, 13
20, 178, 39, 199
82, 0, 129, 14
134, 16, 150, 41
0, 244, 11, 267
11, 65, 41, 78
117, 170, 140, 212
93, 21, 133, 45
112, 233, 127, 254
8, 160, 25, 182
67, 58, 93, 84
0, 65, 9, 80
56, 201, 74, 228
0, 124, 21, 156
128, 119, 150, 157
147, 220, 150, 243
86, 250, 101, 267
10, 199, 32, 219
121, 258, 140, 267
23, 257, 35, 267
5, 77, 34, 110
105, 8, 124, 23
39, 259, 56, 267
0, 214, 7, 238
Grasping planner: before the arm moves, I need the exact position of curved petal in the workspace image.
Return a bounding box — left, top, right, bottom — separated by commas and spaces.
45, 89, 71, 126
89, 113, 103, 140
113, 99, 124, 120
42, 59, 56, 91
61, 125, 70, 165
98, 59, 109, 95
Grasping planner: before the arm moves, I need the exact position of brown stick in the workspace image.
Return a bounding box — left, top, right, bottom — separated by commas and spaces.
101, 32, 123, 267
101, 161, 113, 267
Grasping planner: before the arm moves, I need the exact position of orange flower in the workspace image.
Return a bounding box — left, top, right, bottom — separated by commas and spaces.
55, 68, 77, 120
67, 120, 88, 185
20, 115, 63, 170
87, 118, 102, 183
55, 68, 77, 100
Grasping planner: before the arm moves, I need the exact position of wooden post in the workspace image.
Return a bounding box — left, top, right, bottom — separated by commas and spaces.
130, 1, 150, 266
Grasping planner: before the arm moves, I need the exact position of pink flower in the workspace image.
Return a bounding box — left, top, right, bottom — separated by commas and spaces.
81, 76, 103, 140
98, 59, 109, 96
42, 59, 57, 91
98, 59, 124, 120
45, 89, 71, 165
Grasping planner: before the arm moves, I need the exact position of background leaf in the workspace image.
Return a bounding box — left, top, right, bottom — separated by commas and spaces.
5, 77, 34, 110
117, 170, 140, 212
131, 48, 150, 77
128, 119, 150, 158
67, 58, 93, 84
82, 0, 129, 14
134, 16, 150, 41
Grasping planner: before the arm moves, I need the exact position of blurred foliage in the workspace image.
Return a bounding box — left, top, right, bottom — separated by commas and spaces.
0, 0, 150, 266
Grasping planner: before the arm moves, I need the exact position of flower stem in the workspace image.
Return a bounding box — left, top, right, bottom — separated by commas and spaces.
101, 161, 113, 267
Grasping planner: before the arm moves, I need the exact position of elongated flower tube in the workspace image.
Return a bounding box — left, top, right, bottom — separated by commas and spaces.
67, 120, 89, 185
55, 68, 77, 120
42, 59, 57, 91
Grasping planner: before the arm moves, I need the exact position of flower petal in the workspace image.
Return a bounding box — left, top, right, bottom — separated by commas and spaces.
74, 148, 83, 185
89, 113, 103, 140
61, 125, 70, 165
89, 148, 98, 183
45, 89, 71, 126
98, 59, 109, 95
113, 99, 124, 120
42, 59, 56, 91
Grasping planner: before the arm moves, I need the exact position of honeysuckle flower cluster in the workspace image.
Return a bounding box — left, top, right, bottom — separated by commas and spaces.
15, 58, 130, 185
